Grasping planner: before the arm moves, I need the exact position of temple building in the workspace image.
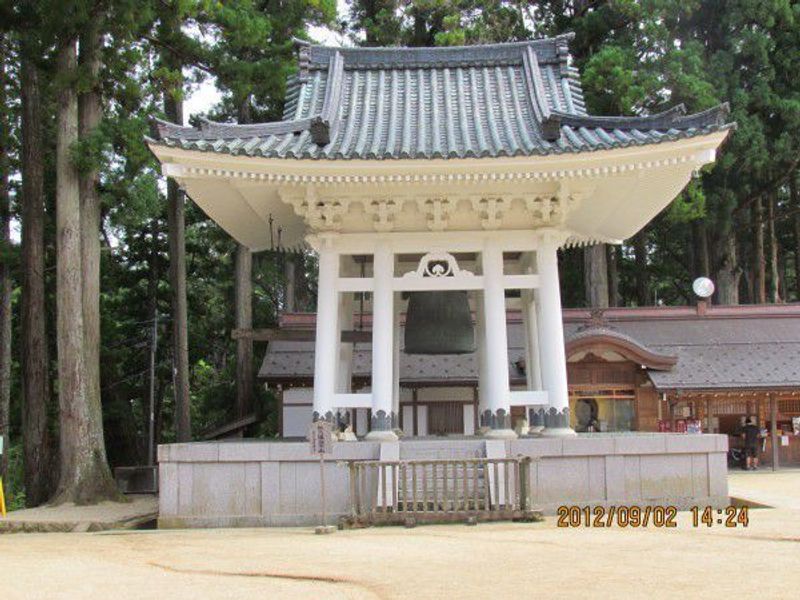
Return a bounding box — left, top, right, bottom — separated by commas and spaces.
149, 35, 732, 441
262, 304, 800, 466
149, 36, 744, 527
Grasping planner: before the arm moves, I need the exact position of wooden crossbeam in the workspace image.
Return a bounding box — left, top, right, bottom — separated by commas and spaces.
231, 328, 372, 343
202, 413, 259, 440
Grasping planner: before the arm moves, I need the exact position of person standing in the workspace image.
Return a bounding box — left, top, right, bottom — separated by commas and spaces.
742, 417, 761, 470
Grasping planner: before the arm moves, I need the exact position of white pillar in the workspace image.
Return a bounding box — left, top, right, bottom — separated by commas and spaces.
337, 291, 354, 429
535, 232, 575, 436
313, 242, 339, 423
480, 240, 515, 439
474, 293, 489, 432
521, 289, 544, 432
367, 243, 398, 440
392, 296, 402, 424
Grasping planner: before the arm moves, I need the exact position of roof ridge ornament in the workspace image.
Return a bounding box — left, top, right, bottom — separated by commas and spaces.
578, 309, 612, 331
293, 37, 312, 82
309, 116, 330, 145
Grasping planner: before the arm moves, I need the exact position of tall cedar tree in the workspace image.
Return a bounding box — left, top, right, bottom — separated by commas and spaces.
0, 39, 12, 485
52, 35, 119, 504
19, 42, 55, 506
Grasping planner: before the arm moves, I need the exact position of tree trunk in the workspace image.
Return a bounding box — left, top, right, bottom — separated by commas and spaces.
791, 174, 800, 301
20, 54, 55, 506
716, 232, 740, 305
753, 197, 766, 304
157, 3, 192, 442
633, 231, 649, 305
235, 245, 253, 419
285, 256, 296, 312
0, 40, 11, 484
164, 101, 191, 442
52, 39, 119, 505
767, 193, 780, 303
607, 245, 621, 307
145, 220, 160, 463
79, 19, 103, 456
583, 244, 609, 308
692, 220, 710, 277
234, 101, 253, 422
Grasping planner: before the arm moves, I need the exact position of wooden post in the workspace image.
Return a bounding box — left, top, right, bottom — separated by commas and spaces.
770, 394, 779, 471
519, 457, 531, 513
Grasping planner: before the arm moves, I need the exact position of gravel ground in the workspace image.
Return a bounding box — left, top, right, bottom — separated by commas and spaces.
2, 472, 799, 600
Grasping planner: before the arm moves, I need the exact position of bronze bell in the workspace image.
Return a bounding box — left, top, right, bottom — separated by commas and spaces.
404, 291, 475, 355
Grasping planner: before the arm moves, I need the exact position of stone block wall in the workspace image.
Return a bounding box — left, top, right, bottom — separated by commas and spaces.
158, 433, 728, 528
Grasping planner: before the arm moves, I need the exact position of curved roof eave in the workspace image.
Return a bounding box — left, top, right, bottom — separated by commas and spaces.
566, 328, 678, 371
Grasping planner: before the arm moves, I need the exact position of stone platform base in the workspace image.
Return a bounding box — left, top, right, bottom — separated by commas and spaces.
157, 434, 728, 528
1, 495, 157, 534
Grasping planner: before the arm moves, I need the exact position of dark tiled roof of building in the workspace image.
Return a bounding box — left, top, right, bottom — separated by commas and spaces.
149, 36, 733, 161
259, 305, 800, 391
573, 308, 800, 390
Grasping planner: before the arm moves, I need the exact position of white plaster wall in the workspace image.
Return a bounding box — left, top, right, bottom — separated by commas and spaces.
417, 405, 429, 436
402, 405, 414, 436
282, 388, 313, 405
463, 407, 475, 435
283, 406, 311, 438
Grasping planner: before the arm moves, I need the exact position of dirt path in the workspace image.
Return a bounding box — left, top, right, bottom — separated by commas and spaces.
3, 504, 799, 600
728, 468, 800, 509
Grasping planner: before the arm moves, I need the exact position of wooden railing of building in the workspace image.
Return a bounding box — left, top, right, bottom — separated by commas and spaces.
340, 457, 540, 527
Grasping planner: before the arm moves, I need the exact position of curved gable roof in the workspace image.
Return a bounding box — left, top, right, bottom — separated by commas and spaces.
565, 326, 678, 371
149, 36, 732, 161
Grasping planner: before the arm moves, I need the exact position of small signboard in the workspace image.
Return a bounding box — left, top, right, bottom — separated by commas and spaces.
308, 420, 334, 455
307, 421, 336, 534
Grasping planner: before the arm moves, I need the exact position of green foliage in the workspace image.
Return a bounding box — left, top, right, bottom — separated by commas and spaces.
345, 0, 800, 305
4, 442, 27, 512
582, 45, 648, 115
3, 0, 800, 506
668, 179, 706, 224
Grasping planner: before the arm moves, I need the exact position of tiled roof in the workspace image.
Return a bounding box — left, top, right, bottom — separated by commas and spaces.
579, 312, 800, 390
259, 306, 800, 390
149, 36, 733, 161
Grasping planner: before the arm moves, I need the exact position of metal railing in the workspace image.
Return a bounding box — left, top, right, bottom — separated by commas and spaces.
340, 457, 539, 526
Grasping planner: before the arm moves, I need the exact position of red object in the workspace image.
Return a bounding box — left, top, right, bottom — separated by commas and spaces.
658, 420, 672, 432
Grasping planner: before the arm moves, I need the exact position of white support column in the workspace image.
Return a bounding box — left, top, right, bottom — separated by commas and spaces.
367, 242, 398, 440
337, 290, 355, 428
521, 289, 544, 433
474, 292, 489, 433
392, 295, 402, 425
480, 240, 516, 439
313, 240, 339, 423
535, 231, 575, 436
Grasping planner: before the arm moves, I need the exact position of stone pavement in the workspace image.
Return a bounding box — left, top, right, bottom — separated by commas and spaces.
0, 494, 157, 533
728, 468, 800, 510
